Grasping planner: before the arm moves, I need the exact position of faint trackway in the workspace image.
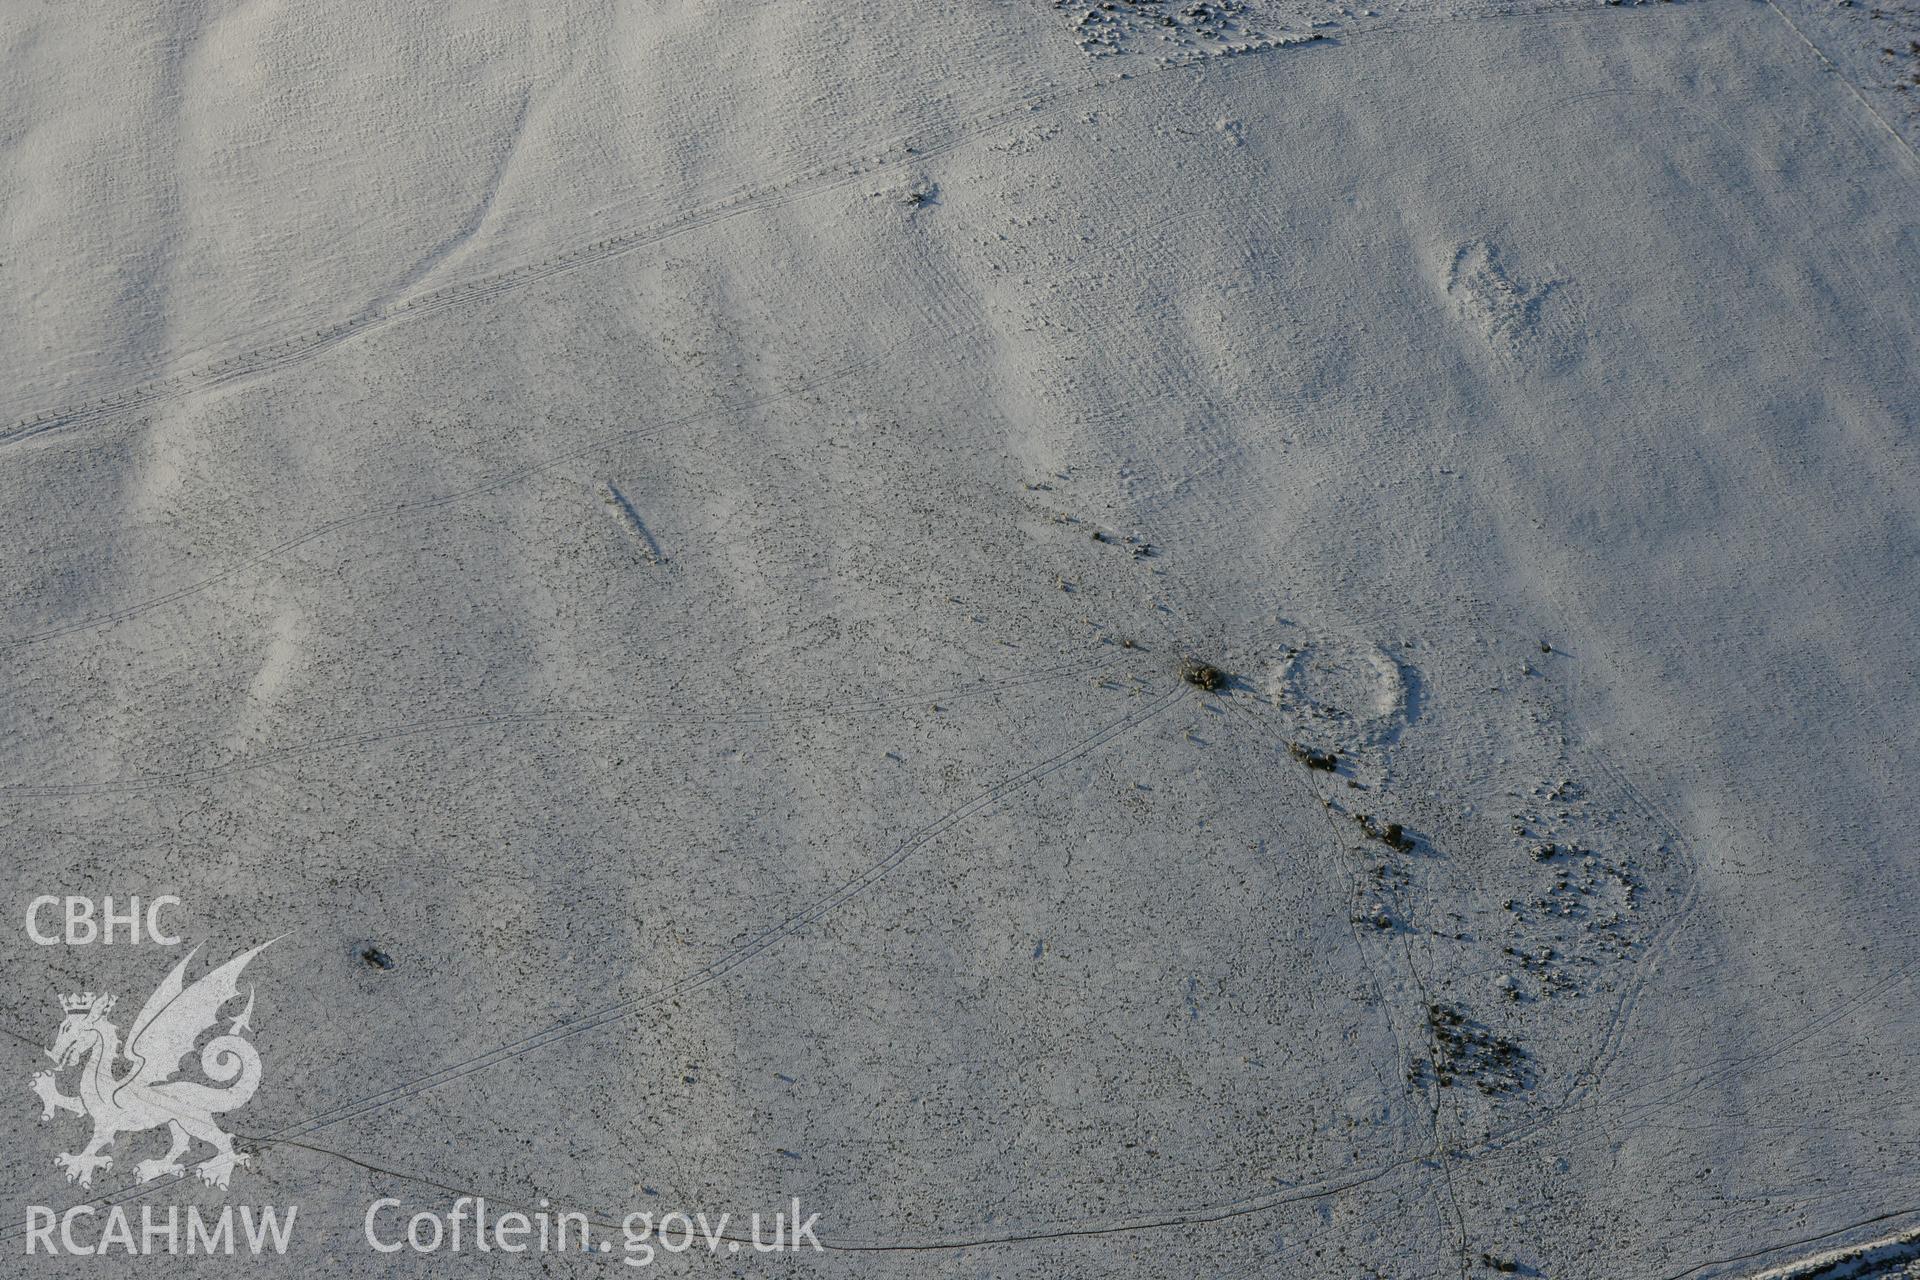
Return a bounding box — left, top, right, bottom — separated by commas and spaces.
1110, 355, 1712, 1155
12, 381, 1732, 1267
0, 10, 1692, 660
244, 1131, 1429, 1254
1171, 590, 1709, 1266
228, 1117, 1920, 1265
276, 683, 1181, 1136
8, 679, 1915, 1262
2, 681, 1186, 1245
1, 3, 1884, 1262
0, 0, 1646, 453
1657, 1214, 1920, 1280
1219, 691, 1493, 1279
1761, 0, 1920, 173
369, 84, 536, 310
18, 958, 1916, 1260
0, 651, 1120, 796
851, 340, 1715, 1257
0, 71, 1099, 449
0, 181, 1200, 655
0, 326, 934, 652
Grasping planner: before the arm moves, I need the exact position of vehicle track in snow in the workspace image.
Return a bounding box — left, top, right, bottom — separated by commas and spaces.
0, 652, 1118, 798
0, 0, 1658, 455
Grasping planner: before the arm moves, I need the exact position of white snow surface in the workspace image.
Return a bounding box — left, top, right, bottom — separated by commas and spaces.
2, 2, 1917, 1277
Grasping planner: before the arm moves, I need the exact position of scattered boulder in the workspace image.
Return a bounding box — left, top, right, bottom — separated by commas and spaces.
1181, 659, 1228, 691
1289, 742, 1339, 771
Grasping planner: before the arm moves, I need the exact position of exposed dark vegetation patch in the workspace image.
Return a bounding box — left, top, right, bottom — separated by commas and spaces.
1289, 742, 1339, 771
1181, 659, 1228, 691
1057, 0, 1271, 58
1353, 812, 1414, 851
1877, 23, 1920, 136
1413, 1003, 1530, 1095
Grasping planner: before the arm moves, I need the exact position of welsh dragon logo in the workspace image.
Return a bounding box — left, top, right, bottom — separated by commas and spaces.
29, 941, 274, 1190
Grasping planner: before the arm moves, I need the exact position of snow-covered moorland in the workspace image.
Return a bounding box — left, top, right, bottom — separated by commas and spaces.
2, 1, 1916, 1276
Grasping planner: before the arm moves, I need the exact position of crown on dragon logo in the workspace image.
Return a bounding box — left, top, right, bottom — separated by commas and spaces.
35, 941, 276, 1192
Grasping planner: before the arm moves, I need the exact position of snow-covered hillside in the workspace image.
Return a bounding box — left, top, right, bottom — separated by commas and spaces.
2, 2, 1916, 1277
